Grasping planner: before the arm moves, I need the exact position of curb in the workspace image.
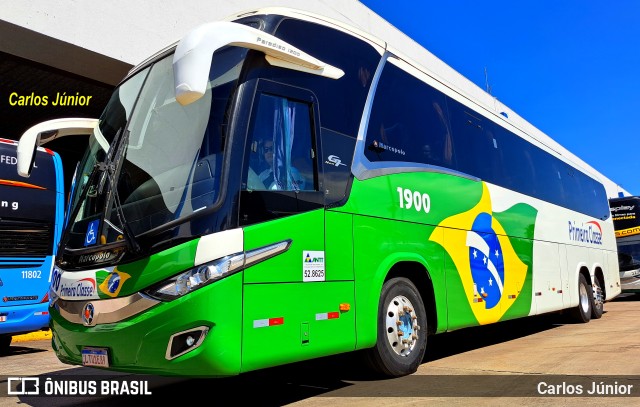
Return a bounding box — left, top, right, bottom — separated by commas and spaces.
11, 329, 52, 343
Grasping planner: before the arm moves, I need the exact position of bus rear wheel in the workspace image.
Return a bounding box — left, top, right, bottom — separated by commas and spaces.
570, 274, 593, 323
591, 274, 604, 319
364, 277, 427, 377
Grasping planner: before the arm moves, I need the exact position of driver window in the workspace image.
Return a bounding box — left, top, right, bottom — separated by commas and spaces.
245, 93, 315, 192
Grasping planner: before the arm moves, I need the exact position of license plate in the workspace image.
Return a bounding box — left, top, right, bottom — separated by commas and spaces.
82, 347, 109, 367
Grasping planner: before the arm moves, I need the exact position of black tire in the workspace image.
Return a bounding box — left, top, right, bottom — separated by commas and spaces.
570, 274, 593, 323
0, 335, 12, 355
591, 274, 604, 319
364, 277, 427, 377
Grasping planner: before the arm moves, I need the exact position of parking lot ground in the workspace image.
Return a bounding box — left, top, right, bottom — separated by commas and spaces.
1, 294, 639, 406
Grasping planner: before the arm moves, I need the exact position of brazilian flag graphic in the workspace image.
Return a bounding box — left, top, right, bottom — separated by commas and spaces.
468, 212, 504, 310
429, 182, 537, 325
96, 268, 131, 298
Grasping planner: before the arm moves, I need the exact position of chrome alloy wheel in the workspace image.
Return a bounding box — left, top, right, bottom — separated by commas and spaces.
384, 294, 421, 356
592, 279, 604, 310
579, 281, 590, 314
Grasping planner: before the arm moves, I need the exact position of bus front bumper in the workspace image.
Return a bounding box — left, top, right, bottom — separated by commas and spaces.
50, 273, 243, 377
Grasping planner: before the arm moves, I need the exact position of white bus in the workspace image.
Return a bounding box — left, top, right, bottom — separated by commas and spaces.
17, 6, 621, 378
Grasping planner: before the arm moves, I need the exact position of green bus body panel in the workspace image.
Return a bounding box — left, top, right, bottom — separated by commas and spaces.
51, 273, 243, 377
241, 209, 356, 371
96, 239, 199, 298
243, 209, 325, 283
325, 210, 355, 281
241, 281, 355, 373
352, 215, 447, 347
341, 172, 482, 226
340, 172, 537, 336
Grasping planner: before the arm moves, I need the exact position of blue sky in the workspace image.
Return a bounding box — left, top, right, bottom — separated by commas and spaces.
359, 0, 640, 197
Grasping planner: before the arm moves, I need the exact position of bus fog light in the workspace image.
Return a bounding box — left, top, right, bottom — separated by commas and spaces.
166, 326, 209, 360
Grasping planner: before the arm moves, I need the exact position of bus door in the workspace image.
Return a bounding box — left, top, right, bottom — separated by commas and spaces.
238, 80, 355, 372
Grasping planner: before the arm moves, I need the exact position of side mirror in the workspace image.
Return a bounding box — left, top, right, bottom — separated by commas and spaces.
18, 118, 100, 177
173, 21, 344, 106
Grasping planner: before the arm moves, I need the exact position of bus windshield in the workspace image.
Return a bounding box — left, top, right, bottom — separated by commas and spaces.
64, 46, 246, 252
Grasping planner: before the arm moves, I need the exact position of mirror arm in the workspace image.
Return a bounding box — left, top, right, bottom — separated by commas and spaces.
17, 118, 100, 177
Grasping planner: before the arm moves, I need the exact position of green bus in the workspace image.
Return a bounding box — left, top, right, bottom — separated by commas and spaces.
17, 7, 620, 378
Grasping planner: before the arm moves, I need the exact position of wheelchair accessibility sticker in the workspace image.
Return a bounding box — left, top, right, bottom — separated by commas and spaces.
85, 219, 100, 246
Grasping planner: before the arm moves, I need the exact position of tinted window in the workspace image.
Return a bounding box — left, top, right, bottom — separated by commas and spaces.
274, 18, 381, 138
239, 80, 324, 227
492, 122, 536, 196
245, 93, 315, 192
364, 58, 609, 219
447, 99, 503, 183
365, 62, 452, 167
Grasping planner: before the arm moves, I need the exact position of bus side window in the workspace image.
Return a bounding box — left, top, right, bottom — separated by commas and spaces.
364, 60, 452, 168
244, 93, 315, 192
239, 81, 322, 227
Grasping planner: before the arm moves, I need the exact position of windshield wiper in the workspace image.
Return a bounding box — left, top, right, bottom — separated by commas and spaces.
102, 129, 141, 253
97, 128, 123, 195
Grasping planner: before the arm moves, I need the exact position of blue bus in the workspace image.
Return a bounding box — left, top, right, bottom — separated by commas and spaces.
0, 138, 64, 354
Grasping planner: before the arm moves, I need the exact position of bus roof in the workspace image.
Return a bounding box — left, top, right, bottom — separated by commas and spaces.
123, 5, 629, 198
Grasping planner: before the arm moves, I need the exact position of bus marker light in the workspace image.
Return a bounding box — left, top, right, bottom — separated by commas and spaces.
315, 312, 339, 320
339, 303, 350, 311
253, 317, 284, 328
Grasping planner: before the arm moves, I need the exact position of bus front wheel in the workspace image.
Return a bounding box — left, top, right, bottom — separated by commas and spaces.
365, 277, 427, 377
570, 274, 593, 323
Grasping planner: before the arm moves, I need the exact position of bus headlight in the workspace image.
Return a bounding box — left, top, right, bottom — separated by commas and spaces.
143, 252, 244, 301
142, 239, 291, 301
